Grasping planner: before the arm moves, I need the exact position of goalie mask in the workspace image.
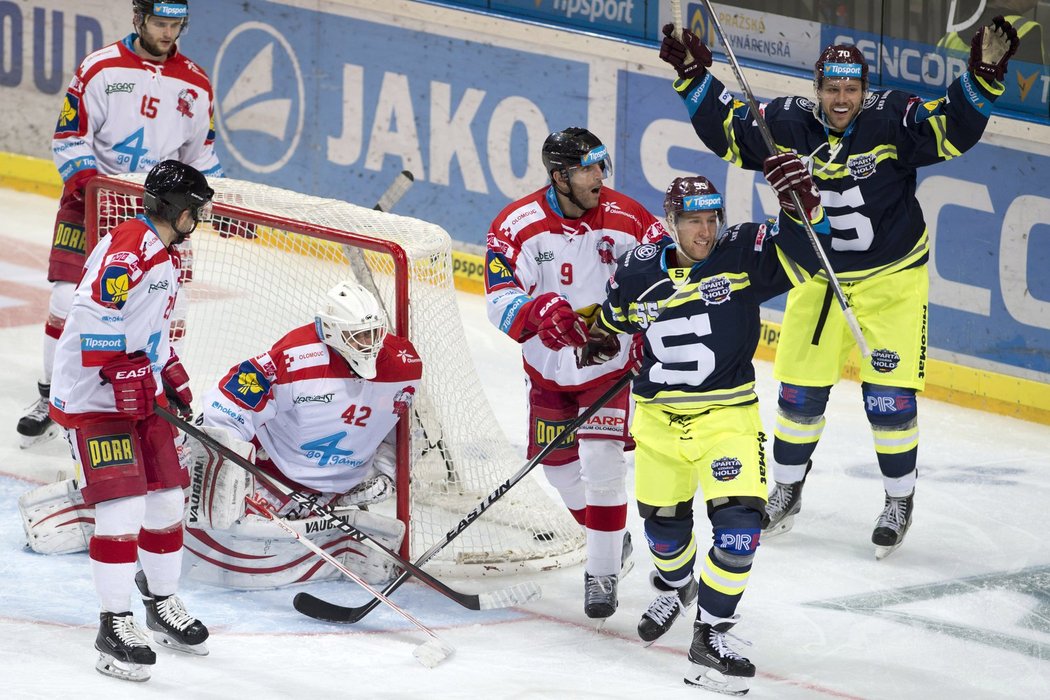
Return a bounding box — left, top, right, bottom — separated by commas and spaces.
314, 282, 388, 379
143, 159, 213, 244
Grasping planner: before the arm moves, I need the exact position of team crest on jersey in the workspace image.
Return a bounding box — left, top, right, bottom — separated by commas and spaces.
485, 251, 516, 291
222, 360, 272, 408
95, 265, 133, 309
794, 96, 817, 111
177, 88, 198, 118
633, 244, 658, 261
870, 348, 901, 373
700, 276, 732, 305
863, 92, 880, 109
847, 153, 877, 180
597, 236, 615, 265
392, 386, 416, 415
56, 94, 81, 134
85, 433, 136, 470
711, 456, 743, 482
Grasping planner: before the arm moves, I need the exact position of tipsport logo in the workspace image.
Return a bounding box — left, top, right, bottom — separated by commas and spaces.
550, 0, 636, 24
213, 22, 305, 173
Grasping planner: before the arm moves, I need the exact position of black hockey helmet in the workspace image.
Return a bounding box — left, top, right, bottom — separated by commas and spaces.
133, 1, 189, 29
541, 127, 612, 181
814, 44, 868, 91
663, 176, 726, 247
143, 160, 213, 238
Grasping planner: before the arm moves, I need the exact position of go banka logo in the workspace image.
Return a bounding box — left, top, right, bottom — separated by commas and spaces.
213, 22, 305, 173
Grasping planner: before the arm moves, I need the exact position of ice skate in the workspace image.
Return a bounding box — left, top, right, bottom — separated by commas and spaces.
762, 461, 811, 538
637, 571, 698, 645
17, 382, 59, 449
620, 530, 635, 578
684, 619, 754, 695
584, 571, 618, 621
95, 611, 156, 682
873, 491, 913, 560
135, 570, 210, 655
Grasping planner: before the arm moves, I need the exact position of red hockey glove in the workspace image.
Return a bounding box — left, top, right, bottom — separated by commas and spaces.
161, 349, 193, 420
99, 351, 156, 420
526, 293, 588, 351
660, 24, 713, 82
969, 16, 1019, 82
763, 153, 822, 221
575, 329, 621, 369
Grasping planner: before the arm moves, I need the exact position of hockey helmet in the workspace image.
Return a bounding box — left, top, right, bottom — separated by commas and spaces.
133, 1, 189, 20
541, 128, 612, 181
663, 175, 726, 237
143, 160, 213, 238
314, 282, 389, 379
814, 44, 868, 91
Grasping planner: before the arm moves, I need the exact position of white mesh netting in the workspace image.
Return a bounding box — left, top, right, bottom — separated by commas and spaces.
92, 174, 584, 574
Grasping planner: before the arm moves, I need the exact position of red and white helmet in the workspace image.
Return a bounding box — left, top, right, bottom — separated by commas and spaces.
314, 282, 388, 379
814, 44, 869, 91
663, 175, 726, 246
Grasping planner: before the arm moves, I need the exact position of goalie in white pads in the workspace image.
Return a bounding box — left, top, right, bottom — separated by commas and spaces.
181, 281, 420, 590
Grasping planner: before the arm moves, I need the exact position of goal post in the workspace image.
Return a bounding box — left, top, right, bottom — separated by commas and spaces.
84, 174, 585, 574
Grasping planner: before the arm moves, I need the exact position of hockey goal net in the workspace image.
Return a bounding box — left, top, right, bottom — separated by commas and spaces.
86, 173, 585, 574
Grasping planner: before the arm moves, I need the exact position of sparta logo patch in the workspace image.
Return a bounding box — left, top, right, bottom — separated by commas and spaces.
700, 276, 732, 305
870, 348, 901, 373
711, 456, 743, 482
847, 153, 877, 180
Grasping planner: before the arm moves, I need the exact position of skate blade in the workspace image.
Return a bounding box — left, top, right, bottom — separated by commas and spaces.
19, 425, 61, 450
95, 653, 151, 682
684, 663, 750, 695
155, 633, 209, 656
874, 542, 904, 560
620, 557, 635, 579
761, 514, 796, 539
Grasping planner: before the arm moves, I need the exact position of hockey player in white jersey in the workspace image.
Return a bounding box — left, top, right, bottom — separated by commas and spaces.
18, 0, 224, 448
484, 128, 666, 620
47, 160, 214, 681
180, 282, 421, 590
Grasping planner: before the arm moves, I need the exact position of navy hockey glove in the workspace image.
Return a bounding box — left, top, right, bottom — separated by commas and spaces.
660, 24, 712, 82
575, 330, 620, 369
763, 153, 822, 222
969, 15, 1019, 81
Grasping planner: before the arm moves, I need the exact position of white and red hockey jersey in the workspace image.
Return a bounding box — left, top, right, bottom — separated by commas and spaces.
49, 216, 178, 426
201, 325, 422, 495
53, 34, 223, 183
485, 185, 666, 391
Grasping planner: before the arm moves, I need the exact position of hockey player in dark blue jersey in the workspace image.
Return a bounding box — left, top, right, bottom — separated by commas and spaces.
660, 17, 1020, 559
581, 157, 829, 695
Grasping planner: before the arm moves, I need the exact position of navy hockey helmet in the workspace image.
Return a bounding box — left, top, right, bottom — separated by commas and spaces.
541, 128, 612, 181
814, 44, 868, 91
143, 160, 213, 238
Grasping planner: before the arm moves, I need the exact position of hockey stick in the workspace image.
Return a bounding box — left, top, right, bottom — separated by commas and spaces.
155, 406, 539, 612
692, 0, 870, 358
352, 171, 458, 479
242, 492, 454, 668
294, 270, 702, 623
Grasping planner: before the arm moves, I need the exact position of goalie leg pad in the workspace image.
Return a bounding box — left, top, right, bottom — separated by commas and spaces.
19, 478, 95, 554
184, 427, 254, 530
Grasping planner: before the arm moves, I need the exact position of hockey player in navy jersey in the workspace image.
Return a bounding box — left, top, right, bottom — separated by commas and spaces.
583, 159, 830, 695
484, 128, 667, 620
660, 16, 1020, 558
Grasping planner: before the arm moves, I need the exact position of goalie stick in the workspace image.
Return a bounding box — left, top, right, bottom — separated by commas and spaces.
293, 269, 703, 624
684, 0, 869, 357
154, 406, 541, 613
242, 492, 454, 668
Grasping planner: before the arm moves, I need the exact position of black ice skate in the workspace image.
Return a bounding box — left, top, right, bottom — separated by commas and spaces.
638, 571, 698, 645
135, 570, 209, 655
762, 461, 812, 538
584, 571, 618, 620
685, 620, 754, 696
872, 490, 914, 560
95, 611, 156, 682
16, 381, 59, 449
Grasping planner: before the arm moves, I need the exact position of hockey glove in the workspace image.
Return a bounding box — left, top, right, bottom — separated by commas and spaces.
969, 15, 1019, 82
99, 351, 156, 420
660, 24, 713, 82
575, 329, 621, 369
527, 293, 589, 351
161, 349, 193, 420
763, 153, 823, 222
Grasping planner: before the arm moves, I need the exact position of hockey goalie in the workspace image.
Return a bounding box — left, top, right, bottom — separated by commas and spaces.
21, 281, 420, 590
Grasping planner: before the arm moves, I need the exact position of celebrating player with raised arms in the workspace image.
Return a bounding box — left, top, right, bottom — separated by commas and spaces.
46, 160, 214, 681
484, 128, 666, 620
583, 159, 829, 695
18, 0, 223, 448
181, 282, 420, 590
660, 17, 1019, 558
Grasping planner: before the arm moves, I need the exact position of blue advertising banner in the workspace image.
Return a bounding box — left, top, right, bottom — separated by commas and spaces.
491, 0, 657, 41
